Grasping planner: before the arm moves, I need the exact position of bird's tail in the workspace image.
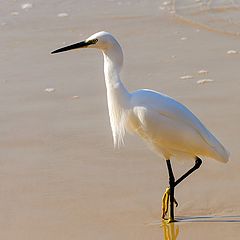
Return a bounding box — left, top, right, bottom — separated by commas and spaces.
208, 138, 230, 163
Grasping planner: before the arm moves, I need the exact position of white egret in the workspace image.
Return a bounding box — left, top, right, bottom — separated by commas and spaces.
51, 31, 229, 222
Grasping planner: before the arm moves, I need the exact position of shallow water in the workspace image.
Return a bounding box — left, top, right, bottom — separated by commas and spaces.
1, 0, 240, 239
169, 0, 240, 36
146, 216, 240, 239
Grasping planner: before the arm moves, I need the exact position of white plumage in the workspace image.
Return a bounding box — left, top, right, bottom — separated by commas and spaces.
128, 89, 229, 162
53, 31, 229, 163
89, 31, 229, 163
51, 31, 230, 222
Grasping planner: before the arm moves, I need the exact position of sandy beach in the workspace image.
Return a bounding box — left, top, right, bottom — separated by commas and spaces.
1, 0, 240, 239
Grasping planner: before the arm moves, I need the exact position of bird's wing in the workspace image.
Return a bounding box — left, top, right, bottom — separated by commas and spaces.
130, 89, 229, 162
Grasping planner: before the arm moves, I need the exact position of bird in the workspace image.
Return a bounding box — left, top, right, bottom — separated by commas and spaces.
51, 31, 229, 223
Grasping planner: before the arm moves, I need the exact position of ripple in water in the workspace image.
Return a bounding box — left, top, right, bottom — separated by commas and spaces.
165, 0, 240, 36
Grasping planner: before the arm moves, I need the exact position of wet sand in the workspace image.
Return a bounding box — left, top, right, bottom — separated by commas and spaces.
1, 0, 240, 239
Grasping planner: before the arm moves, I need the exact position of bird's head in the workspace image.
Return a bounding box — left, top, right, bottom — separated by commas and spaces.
51, 31, 120, 54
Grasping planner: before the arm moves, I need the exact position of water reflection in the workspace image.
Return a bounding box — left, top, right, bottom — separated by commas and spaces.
161, 221, 179, 240
155, 215, 240, 239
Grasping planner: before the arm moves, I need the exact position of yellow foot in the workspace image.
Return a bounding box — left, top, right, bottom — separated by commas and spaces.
161, 187, 179, 221
162, 187, 170, 219
167, 218, 178, 223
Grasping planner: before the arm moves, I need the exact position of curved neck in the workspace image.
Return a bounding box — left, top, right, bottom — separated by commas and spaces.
102, 45, 131, 146
102, 46, 130, 105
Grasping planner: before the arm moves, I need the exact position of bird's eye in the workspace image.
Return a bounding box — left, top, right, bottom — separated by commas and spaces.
88, 39, 98, 44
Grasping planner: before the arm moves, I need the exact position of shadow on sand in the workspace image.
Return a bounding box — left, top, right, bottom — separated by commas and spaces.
176, 215, 240, 223
148, 215, 240, 240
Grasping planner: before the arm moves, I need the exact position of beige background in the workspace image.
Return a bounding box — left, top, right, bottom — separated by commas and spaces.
1, 1, 240, 239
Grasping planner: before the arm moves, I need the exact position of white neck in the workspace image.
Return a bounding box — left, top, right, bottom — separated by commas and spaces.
102, 46, 130, 147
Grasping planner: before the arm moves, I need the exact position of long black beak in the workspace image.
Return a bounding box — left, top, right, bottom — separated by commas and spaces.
51, 40, 90, 54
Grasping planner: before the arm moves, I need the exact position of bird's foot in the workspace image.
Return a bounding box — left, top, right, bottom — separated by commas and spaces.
161, 187, 170, 219
166, 217, 178, 223
161, 187, 178, 220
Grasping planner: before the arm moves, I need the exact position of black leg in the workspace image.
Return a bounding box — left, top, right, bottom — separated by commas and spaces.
166, 160, 175, 222
174, 157, 202, 187
163, 156, 203, 222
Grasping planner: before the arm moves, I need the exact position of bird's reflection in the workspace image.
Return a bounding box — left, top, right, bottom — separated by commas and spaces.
161, 221, 179, 240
